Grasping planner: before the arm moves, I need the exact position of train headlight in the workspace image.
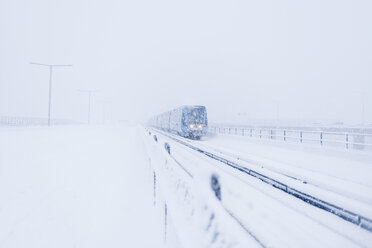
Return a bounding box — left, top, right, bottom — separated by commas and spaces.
189, 124, 195, 128
198, 124, 203, 128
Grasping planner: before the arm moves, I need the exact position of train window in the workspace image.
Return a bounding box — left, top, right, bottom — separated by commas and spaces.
187, 107, 205, 124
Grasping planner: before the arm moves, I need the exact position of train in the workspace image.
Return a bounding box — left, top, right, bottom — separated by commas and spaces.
148, 105, 208, 140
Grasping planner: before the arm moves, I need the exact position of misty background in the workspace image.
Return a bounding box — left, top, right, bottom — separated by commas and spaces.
0, 0, 371, 125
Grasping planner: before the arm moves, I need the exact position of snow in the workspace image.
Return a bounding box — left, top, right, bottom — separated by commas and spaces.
147, 128, 372, 247
0, 126, 163, 248
142, 130, 262, 248
1, 125, 371, 248
195, 133, 372, 218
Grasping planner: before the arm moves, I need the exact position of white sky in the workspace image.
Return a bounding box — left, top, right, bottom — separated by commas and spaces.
0, 0, 371, 124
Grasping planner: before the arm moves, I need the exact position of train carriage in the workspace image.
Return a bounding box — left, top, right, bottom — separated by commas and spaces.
149, 105, 208, 140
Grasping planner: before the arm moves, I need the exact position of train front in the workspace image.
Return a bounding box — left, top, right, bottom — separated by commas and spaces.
183, 106, 208, 139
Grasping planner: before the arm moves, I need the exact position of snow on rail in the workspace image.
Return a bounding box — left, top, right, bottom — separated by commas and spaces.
157, 129, 372, 233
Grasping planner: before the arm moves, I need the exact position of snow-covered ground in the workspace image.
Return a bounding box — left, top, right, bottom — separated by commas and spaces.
0, 126, 163, 248
199, 133, 372, 217
1, 125, 371, 248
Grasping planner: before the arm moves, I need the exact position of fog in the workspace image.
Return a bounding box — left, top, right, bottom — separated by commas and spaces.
1, 0, 371, 125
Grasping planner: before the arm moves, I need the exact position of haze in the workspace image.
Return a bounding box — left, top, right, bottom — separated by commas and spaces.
1, 0, 371, 125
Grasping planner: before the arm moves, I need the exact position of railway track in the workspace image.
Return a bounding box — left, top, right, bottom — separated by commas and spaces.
148, 128, 372, 234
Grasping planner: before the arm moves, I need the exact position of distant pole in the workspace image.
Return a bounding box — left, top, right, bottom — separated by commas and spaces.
88, 92, 91, 124
30, 62, 72, 126
48, 66, 53, 126
362, 98, 365, 125
78, 90, 98, 125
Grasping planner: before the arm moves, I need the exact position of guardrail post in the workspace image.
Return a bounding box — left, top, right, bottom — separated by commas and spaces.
164, 143, 170, 154
235, 128, 237, 135
211, 174, 221, 201
164, 203, 168, 243
346, 133, 349, 149
242, 128, 244, 136
250, 129, 252, 137
153, 171, 156, 206
320, 132, 323, 146
229, 128, 231, 134
270, 129, 273, 139
283, 130, 286, 141
259, 129, 262, 138
300, 131, 303, 143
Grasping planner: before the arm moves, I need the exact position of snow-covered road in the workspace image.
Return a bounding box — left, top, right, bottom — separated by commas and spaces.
0, 126, 163, 248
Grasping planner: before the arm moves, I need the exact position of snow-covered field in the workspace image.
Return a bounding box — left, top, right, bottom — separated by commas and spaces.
0, 126, 163, 248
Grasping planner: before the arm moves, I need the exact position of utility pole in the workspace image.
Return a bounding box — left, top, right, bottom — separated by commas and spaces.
362, 97, 365, 125
78, 90, 98, 125
30, 62, 72, 126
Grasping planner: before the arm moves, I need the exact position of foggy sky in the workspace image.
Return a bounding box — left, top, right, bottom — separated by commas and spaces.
0, 0, 371, 125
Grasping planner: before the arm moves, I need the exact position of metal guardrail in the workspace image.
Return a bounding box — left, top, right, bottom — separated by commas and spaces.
209, 126, 372, 151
